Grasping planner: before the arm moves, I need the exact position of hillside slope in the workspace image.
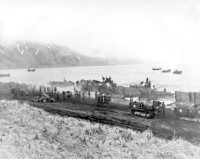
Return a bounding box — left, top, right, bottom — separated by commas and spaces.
0, 100, 200, 159
0, 41, 111, 68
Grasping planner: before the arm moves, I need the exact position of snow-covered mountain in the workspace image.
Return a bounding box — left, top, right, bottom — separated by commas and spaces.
0, 41, 111, 68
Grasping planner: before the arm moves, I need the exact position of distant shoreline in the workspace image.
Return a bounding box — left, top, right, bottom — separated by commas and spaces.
0, 64, 110, 70
0, 63, 142, 70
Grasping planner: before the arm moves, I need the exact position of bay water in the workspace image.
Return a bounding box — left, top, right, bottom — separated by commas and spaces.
0, 64, 199, 93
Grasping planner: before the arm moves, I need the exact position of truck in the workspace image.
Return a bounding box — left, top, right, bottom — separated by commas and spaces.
171, 91, 200, 122
173, 103, 200, 122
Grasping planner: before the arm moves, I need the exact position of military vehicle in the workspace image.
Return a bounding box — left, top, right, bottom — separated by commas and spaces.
171, 91, 200, 122
32, 95, 55, 103
129, 101, 161, 119
97, 94, 112, 104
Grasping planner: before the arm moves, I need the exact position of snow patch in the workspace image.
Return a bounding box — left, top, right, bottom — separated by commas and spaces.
23, 41, 26, 44
26, 46, 28, 50
35, 49, 39, 55
17, 44, 24, 54
51, 44, 59, 50
61, 46, 66, 50
76, 56, 80, 60
46, 45, 51, 49
61, 46, 70, 55
0, 41, 5, 46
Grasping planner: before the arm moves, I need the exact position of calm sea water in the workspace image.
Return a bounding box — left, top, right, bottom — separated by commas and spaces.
0, 64, 200, 93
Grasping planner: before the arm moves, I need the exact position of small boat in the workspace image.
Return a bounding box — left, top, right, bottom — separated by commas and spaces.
173, 70, 182, 74
48, 78, 74, 88
28, 69, 35, 72
162, 69, 171, 73
0, 74, 10, 77
152, 68, 162, 70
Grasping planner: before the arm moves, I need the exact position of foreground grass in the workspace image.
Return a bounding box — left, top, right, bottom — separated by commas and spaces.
0, 100, 199, 159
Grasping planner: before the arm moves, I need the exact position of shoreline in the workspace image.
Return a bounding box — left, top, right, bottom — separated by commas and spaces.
0, 63, 135, 70
0, 64, 110, 70
0, 63, 154, 71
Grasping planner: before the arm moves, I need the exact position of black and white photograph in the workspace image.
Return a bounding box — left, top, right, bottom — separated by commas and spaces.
0, 0, 200, 158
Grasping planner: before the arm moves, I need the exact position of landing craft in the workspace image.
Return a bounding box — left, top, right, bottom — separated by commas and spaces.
162, 69, 171, 73
152, 68, 162, 70
27, 69, 35, 72
173, 70, 182, 74
48, 79, 74, 88
0, 74, 10, 77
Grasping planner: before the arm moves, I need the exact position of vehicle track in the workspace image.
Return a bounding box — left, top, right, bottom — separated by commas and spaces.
16, 96, 199, 122
29, 102, 176, 140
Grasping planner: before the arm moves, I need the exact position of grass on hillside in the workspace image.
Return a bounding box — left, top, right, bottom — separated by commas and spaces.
0, 100, 199, 159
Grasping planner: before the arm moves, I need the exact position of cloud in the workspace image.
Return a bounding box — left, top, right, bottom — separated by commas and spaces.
93, 49, 102, 54
0, 0, 200, 65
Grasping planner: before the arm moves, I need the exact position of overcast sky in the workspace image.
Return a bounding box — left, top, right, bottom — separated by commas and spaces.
0, 0, 200, 65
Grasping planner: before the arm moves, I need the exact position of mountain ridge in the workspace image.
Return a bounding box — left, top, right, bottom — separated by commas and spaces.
0, 41, 141, 69
0, 41, 111, 69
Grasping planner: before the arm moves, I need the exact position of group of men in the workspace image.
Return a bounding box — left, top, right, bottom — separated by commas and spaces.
157, 102, 166, 118
39, 86, 55, 94
39, 85, 92, 101
144, 77, 151, 87
95, 92, 104, 98
73, 90, 91, 100
102, 76, 113, 83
